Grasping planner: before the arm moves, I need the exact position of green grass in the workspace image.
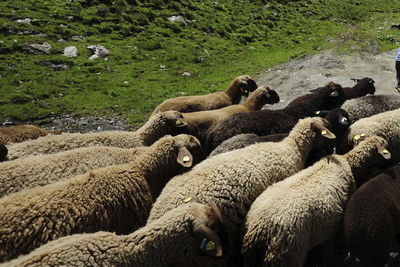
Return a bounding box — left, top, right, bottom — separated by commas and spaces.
1, 0, 400, 125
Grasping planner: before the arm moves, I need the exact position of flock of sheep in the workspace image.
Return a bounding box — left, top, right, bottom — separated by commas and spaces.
1, 74, 400, 266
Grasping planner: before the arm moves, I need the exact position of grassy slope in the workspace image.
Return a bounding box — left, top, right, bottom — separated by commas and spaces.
0, 0, 399, 126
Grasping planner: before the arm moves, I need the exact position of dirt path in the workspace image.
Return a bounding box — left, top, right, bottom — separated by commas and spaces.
256, 48, 398, 109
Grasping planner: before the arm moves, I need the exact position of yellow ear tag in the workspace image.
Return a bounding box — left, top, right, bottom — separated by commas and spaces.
353, 134, 361, 141
205, 241, 215, 251
321, 130, 327, 135
183, 197, 192, 203
342, 117, 348, 121
244, 90, 249, 94
383, 149, 389, 155
397, 88, 400, 92
176, 119, 182, 125
360, 133, 366, 137
183, 156, 190, 163
315, 111, 321, 115
330, 92, 335, 95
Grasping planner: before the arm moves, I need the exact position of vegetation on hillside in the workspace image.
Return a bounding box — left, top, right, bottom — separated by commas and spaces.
0, 0, 399, 125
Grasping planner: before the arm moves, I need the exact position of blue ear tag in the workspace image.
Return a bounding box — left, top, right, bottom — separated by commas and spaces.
200, 237, 208, 250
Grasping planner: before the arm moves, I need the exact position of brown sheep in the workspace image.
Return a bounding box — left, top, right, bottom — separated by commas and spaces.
0, 125, 61, 145
151, 75, 258, 115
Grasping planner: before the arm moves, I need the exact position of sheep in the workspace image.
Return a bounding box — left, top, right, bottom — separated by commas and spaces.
0, 134, 203, 262
342, 164, 400, 267
241, 136, 391, 267
206, 83, 345, 153
151, 75, 258, 115
341, 94, 400, 122
0, 124, 61, 145
287, 81, 346, 109
0, 144, 7, 162
147, 117, 336, 266
6, 110, 188, 160
339, 108, 400, 161
209, 108, 349, 160
1, 201, 229, 267
0, 132, 204, 197
182, 85, 279, 146
311, 78, 375, 100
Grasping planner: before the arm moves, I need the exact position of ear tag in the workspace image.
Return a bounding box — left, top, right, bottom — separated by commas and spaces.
321, 130, 327, 135
360, 133, 366, 137
183, 156, 190, 163
244, 90, 248, 94
330, 92, 335, 95
397, 88, 400, 92
176, 119, 182, 125
184, 197, 192, 203
353, 134, 361, 141
341, 117, 348, 122
383, 149, 389, 155
315, 111, 321, 115
205, 241, 215, 251
200, 237, 208, 250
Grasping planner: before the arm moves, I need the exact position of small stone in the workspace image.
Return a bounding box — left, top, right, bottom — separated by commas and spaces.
159, 65, 165, 69
87, 45, 110, 60
72, 35, 86, 41
63, 46, 77, 58
24, 42, 52, 55
16, 18, 31, 24
182, 72, 191, 77
59, 24, 68, 28
123, 81, 129, 84
168, 15, 187, 26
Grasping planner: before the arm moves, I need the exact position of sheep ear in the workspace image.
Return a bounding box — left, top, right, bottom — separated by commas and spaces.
193, 224, 223, 258
311, 121, 336, 139
377, 145, 391, 160
309, 87, 323, 93
177, 147, 193, 167
315, 110, 329, 117
174, 117, 188, 128
330, 90, 339, 97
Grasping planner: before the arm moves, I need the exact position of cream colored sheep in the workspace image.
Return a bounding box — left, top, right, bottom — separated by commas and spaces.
1, 202, 228, 267
241, 136, 390, 267
147, 117, 335, 265
182, 85, 279, 146
0, 125, 61, 145
339, 108, 400, 161
151, 75, 258, 115
0, 134, 203, 262
7, 110, 187, 160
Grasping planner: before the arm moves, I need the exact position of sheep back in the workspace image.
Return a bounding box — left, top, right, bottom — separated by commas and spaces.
0, 125, 60, 145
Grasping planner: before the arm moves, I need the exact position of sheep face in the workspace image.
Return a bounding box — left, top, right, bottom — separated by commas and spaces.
316, 108, 350, 137
163, 110, 188, 135
237, 75, 258, 97
312, 82, 346, 110
174, 134, 205, 167
308, 118, 337, 161
359, 77, 376, 95
189, 201, 229, 258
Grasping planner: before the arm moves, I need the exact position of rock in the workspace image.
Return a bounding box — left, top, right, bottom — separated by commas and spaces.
182, 71, 191, 77
87, 45, 110, 60
63, 46, 77, 58
15, 18, 31, 24
37, 61, 69, 71
23, 42, 52, 55
72, 35, 86, 41
168, 15, 187, 26
58, 39, 67, 43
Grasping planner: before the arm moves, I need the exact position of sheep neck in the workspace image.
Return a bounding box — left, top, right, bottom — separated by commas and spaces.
137, 141, 182, 199
136, 114, 169, 146
225, 80, 243, 104
344, 145, 380, 186
242, 93, 265, 111
286, 122, 315, 166
121, 208, 194, 266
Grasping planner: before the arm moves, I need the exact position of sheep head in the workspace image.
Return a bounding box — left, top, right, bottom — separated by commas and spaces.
306, 118, 336, 165
357, 77, 376, 95
236, 75, 258, 97
188, 201, 228, 258
163, 110, 188, 131
315, 108, 350, 137
174, 134, 205, 167
310, 82, 346, 110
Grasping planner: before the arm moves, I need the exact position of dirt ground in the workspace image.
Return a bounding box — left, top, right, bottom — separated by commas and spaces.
256, 48, 399, 110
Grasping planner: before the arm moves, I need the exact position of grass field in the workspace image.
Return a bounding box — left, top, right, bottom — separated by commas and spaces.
0, 0, 400, 126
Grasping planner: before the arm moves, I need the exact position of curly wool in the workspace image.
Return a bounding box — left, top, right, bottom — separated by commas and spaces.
341, 94, 400, 122
241, 136, 389, 267
340, 108, 400, 161
0, 125, 61, 145
151, 75, 258, 115
0, 134, 201, 262
148, 118, 331, 264
6, 111, 186, 160
0, 145, 149, 197
2, 203, 224, 267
